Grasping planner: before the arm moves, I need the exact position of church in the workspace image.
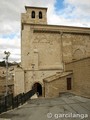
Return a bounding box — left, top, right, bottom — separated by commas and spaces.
14, 6, 90, 98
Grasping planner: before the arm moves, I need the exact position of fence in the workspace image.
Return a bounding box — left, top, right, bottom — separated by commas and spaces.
0, 89, 35, 114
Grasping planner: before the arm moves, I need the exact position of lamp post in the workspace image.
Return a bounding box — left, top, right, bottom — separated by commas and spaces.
4, 51, 10, 96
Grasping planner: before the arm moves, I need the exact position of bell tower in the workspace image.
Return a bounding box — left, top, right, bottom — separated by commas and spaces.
21, 6, 47, 25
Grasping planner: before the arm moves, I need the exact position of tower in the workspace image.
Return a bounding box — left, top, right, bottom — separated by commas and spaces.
21, 6, 47, 26
21, 6, 48, 69
20, 6, 63, 96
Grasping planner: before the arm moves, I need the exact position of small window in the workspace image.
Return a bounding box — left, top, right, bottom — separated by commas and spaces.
31, 11, 35, 18
39, 11, 42, 19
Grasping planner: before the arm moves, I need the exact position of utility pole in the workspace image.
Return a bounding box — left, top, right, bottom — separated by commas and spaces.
4, 51, 10, 96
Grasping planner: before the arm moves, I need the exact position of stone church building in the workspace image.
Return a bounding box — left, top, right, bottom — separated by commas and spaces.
14, 6, 90, 97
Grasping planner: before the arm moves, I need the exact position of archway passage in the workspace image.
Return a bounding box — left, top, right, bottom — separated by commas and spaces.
32, 83, 42, 96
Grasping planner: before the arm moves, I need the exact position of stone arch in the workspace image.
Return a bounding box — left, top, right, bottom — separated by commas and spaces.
73, 49, 85, 60
32, 82, 42, 96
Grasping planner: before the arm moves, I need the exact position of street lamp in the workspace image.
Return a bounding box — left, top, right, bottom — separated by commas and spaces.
4, 51, 10, 96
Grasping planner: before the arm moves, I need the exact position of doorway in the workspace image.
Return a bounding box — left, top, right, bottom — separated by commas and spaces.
32, 83, 42, 96
67, 77, 72, 90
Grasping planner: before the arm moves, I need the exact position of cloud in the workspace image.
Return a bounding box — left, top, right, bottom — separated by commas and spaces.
0, 0, 56, 35
65, 0, 90, 18
0, 0, 56, 62
51, 0, 90, 26
0, 0, 90, 62
0, 32, 20, 62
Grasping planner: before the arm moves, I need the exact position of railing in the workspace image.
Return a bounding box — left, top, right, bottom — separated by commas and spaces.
0, 89, 35, 114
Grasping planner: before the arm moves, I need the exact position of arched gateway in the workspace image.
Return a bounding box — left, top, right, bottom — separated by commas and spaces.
32, 83, 42, 96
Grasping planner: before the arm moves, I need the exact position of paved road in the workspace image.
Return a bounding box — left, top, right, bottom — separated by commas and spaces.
0, 94, 90, 120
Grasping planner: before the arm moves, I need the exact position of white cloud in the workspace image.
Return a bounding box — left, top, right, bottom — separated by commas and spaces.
48, 0, 90, 27
0, 32, 20, 62
0, 0, 56, 62
0, 0, 90, 62
65, 0, 90, 17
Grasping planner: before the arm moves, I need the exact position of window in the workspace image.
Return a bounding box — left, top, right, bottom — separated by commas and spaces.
39, 11, 42, 19
31, 11, 35, 18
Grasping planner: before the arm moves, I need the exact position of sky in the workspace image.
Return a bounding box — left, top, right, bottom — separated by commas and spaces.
0, 0, 90, 62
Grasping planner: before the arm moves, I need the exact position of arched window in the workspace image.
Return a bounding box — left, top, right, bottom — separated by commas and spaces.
31, 11, 35, 18
39, 11, 42, 19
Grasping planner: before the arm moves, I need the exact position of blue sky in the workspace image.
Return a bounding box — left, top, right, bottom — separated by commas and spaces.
0, 33, 17, 39
0, 0, 90, 62
55, 0, 65, 11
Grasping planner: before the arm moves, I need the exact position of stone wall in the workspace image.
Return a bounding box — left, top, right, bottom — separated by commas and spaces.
65, 57, 90, 98
21, 7, 47, 25
44, 73, 73, 98
21, 24, 90, 69
24, 70, 63, 94
21, 25, 64, 70
20, 23, 90, 97
14, 69, 25, 96
0, 67, 14, 96
62, 33, 90, 62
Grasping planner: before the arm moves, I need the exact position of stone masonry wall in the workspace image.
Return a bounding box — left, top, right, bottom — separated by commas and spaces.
65, 57, 90, 98
44, 74, 73, 98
